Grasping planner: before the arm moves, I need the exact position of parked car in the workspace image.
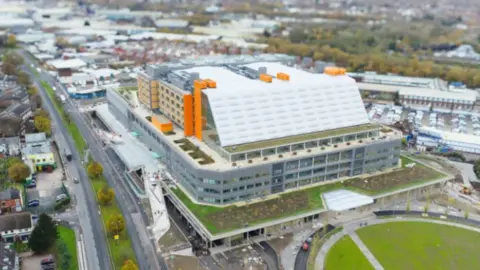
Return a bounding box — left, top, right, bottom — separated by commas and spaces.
27, 200, 39, 207
56, 194, 67, 202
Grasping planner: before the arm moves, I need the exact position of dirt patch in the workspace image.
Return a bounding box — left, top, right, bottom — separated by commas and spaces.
343, 165, 443, 194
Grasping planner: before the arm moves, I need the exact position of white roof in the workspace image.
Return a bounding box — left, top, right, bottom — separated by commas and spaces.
323, 189, 374, 211
82, 68, 120, 79
34, 53, 55, 60
399, 87, 476, 102
420, 126, 480, 146
47, 58, 87, 69
185, 62, 369, 147
0, 18, 34, 27
356, 82, 399, 93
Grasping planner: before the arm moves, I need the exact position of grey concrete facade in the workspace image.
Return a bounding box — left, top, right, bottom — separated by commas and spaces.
107, 90, 401, 205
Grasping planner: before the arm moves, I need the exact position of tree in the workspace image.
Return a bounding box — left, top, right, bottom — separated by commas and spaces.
28, 213, 58, 253
97, 185, 115, 205
35, 108, 49, 118
17, 71, 30, 86
121, 260, 139, 270
87, 161, 104, 178
1, 53, 22, 75
289, 28, 308, 43
34, 115, 51, 136
8, 162, 30, 182
106, 214, 125, 235
6, 34, 16, 48
1, 62, 17, 75
27, 85, 38, 96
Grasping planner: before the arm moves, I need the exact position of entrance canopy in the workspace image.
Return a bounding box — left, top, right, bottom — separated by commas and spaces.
323, 189, 374, 211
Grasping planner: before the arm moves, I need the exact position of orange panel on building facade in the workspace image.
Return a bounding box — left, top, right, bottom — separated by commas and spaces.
194, 80, 203, 140
204, 79, 217, 88
259, 74, 272, 83
160, 122, 173, 132
152, 116, 173, 133
277, 72, 290, 81
324, 67, 346, 76
183, 94, 194, 136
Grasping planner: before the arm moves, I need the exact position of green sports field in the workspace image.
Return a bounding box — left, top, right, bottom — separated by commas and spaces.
356, 222, 480, 270
325, 235, 374, 270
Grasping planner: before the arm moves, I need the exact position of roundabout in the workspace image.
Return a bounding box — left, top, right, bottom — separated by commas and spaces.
321, 219, 480, 270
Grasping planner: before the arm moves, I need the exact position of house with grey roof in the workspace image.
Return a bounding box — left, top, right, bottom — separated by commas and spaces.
0, 212, 33, 243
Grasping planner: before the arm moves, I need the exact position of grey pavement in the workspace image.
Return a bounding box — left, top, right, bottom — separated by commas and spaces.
21, 50, 111, 270
348, 232, 384, 270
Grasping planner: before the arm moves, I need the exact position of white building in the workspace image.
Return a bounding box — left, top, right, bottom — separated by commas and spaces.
418, 126, 480, 154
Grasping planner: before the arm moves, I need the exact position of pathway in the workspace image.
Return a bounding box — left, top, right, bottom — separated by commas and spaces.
315, 217, 480, 270
348, 232, 384, 270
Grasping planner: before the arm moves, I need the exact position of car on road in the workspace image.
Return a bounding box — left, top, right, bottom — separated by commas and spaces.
73, 177, 79, 184
302, 242, 309, 251
306, 237, 313, 243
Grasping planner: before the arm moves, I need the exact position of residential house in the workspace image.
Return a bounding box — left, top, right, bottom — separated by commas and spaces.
0, 189, 21, 214
0, 244, 19, 270
0, 212, 33, 243
0, 137, 21, 156
0, 84, 31, 136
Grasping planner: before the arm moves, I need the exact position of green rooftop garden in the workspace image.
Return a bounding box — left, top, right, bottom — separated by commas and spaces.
170, 155, 448, 234
223, 124, 381, 153
171, 182, 342, 234
343, 156, 447, 196
174, 138, 214, 165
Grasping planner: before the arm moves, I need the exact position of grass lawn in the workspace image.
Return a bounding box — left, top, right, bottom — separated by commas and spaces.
172, 182, 342, 234
325, 235, 374, 270
357, 222, 480, 270
41, 81, 86, 154
57, 225, 78, 270
90, 176, 137, 268
343, 156, 447, 195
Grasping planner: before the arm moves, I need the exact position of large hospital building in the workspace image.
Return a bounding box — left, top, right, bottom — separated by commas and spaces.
106, 54, 404, 247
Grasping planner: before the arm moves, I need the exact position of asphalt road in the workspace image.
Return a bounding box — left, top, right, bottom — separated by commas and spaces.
20, 51, 111, 270
21, 50, 166, 270
293, 225, 335, 270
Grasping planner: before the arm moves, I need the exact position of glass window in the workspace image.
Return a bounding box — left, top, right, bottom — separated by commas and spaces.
286, 161, 299, 171
327, 153, 340, 162
299, 158, 313, 168
314, 155, 326, 165
299, 170, 312, 178
313, 167, 325, 175
285, 173, 298, 180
